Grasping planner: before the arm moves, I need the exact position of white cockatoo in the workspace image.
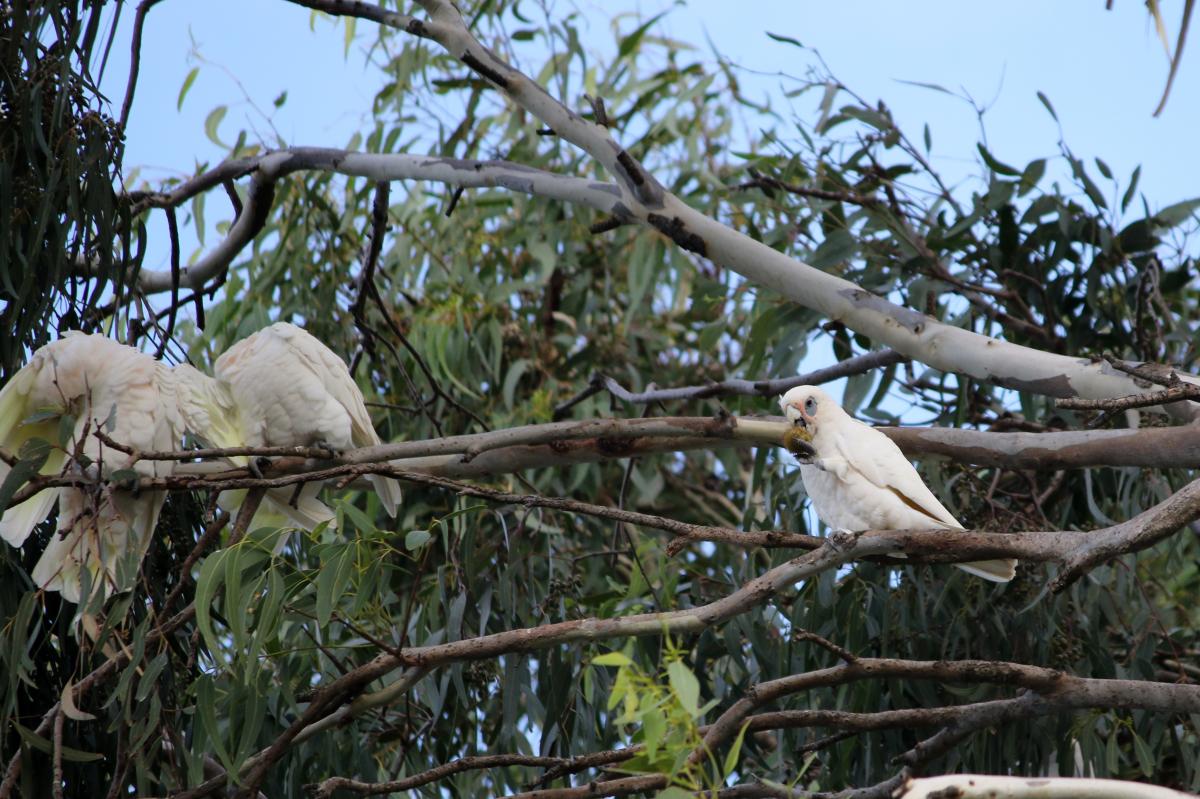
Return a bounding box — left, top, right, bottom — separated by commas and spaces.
779, 385, 1016, 582
0, 333, 183, 602
172, 363, 336, 531
211, 322, 402, 518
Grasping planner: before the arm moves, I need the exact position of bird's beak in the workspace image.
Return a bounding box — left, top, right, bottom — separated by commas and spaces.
781, 401, 809, 429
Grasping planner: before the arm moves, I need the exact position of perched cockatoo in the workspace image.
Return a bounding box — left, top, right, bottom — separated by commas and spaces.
779, 385, 1016, 582
0, 333, 182, 602
212, 322, 402, 517
172, 363, 336, 532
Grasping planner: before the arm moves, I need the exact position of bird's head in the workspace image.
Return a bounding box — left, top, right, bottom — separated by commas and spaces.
778, 385, 837, 439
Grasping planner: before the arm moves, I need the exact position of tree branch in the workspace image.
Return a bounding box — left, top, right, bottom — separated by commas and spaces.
121, 149, 625, 294
1056, 383, 1200, 412
898, 775, 1197, 799
307, 754, 567, 798
552, 350, 906, 418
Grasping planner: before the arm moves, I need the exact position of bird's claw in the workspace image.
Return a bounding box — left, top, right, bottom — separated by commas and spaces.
250, 457, 270, 479
828, 528, 863, 552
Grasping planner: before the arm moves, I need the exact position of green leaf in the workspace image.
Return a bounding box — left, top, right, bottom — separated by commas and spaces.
1121, 165, 1141, 212
810, 229, 856, 270
177, 67, 199, 110
654, 788, 694, 799
977, 144, 1019, 176
1132, 731, 1155, 776
12, 722, 103, 762
667, 660, 700, 717
56, 412, 76, 447
204, 105, 228, 148
895, 79, 952, 95
618, 12, 667, 59
1105, 725, 1120, 775
1036, 90, 1058, 120
0, 438, 50, 511
642, 706, 666, 761
592, 651, 632, 667
316, 544, 356, 626
1020, 158, 1046, 192
765, 31, 803, 48
195, 677, 233, 774
136, 652, 169, 702
339, 500, 376, 534
723, 721, 751, 777
502, 358, 530, 410
21, 409, 60, 424
108, 468, 140, 485
195, 548, 233, 659
405, 529, 431, 550
343, 16, 356, 56
1155, 198, 1200, 228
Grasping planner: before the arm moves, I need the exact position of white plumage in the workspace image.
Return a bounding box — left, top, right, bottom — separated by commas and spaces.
779, 385, 1016, 583
173, 363, 337, 533
0, 333, 182, 602
212, 322, 402, 517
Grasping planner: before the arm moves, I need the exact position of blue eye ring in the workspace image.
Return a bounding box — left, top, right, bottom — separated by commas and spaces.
805, 397, 817, 413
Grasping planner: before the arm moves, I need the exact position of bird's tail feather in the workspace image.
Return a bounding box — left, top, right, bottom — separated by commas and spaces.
368, 475, 402, 517
220, 485, 336, 534
33, 491, 164, 604
264, 484, 336, 531
0, 487, 60, 547
956, 558, 1017, 583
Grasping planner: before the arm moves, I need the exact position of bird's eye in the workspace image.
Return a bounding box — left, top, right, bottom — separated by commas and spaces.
804, 397, 816, 413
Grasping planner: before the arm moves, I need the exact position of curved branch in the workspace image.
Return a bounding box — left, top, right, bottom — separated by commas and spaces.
127, 148, 625, 294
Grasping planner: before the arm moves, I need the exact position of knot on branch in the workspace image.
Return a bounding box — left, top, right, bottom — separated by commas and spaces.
647, 213, 707, 256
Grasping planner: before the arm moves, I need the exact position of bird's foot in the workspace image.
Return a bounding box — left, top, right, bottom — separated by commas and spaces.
250, 457, 270, 479
311, 438, 340, 460
828, 527, 864, 552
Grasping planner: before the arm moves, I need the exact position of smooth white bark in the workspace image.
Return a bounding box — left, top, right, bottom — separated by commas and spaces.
900, 775, 1196, 799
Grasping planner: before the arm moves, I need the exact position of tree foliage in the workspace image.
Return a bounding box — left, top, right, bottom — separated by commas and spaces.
1, 2, 1199, 798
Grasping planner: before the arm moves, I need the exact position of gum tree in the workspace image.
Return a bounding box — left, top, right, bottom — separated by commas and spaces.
2, 2, 1199, 797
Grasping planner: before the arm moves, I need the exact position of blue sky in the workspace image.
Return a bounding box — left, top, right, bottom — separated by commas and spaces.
98, 1, 1198, 273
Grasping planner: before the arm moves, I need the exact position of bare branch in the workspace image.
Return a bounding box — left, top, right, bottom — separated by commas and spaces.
552, 350, 906, 418
307, 755, 566, 799
1056, 383, 1200, 412
118, 0, 168, 131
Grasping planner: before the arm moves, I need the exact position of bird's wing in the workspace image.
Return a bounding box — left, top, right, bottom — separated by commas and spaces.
272, 325, 402, 516
0, 356, 67, 546
272, 324, 380, 446
831, 421, 962, 528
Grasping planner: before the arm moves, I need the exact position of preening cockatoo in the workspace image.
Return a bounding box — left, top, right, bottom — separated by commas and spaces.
172, 363, 336, 531
779, 385, 1016, 583
212, 322, 402, 517
0, 333, 182, 602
